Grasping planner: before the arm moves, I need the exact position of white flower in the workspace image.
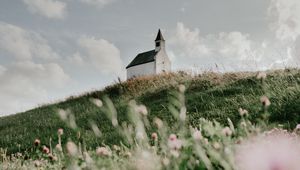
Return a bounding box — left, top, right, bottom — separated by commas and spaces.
55, 144, 62, 152
260, 96, 271, 107
257, 72, 267, 79
168, 134, 182, 150
57, 128, 63, 136
154, 118, 163, 129
66, 141, 78, 156
192, 130, 203, 141
96, 147, 111, 157
238, 108, 248, 116
222, 127, 233, 136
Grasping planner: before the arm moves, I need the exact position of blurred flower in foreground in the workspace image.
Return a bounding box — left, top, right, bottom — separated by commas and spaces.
257, 72, 267, 79
294, 124, 300, 135
235, 130, 300, 170
42, 146, 50, 154
66, 141, 78, 156
222, 127, 233, 136
34, 139, 40, 146
134, 150, 161, 170
192, 129, 203, 141
57, 128, 63, 136
260, 96, 271, 107
238, 108, 248, 116
96, 147, 111, 157
168, 134, 182, 150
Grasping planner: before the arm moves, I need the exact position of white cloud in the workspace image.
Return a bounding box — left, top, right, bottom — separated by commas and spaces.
168, 22, 300, 72
76, 36, 123, 75
22, 0, 66, 19
0, 22, 59, 60
0, 23, 70, 115
169, 23, 257, 71
0, 65, 6, 76
79, 0, 115, 8
268, 0, 300, 42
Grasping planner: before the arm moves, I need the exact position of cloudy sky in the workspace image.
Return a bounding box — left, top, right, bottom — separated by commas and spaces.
0, 0, 300, 116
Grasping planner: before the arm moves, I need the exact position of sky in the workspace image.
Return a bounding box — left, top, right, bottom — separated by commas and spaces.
0, 0, 300, 116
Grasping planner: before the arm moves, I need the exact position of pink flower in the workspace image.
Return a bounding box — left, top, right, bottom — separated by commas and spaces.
192, 130, 203, 141
151, 132, 158, 141
96, 147, 111, 157
260, 96, 271, 107
42, 146, 50, 154
57, 128, 64, 136
222, 127, 233, 136
168, 134, 182, 150
235, 130, 300, 170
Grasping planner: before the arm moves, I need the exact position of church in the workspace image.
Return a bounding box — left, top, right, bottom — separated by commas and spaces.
126, 30, 171, 79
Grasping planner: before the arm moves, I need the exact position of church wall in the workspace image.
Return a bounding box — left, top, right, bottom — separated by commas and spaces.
155, 50, 171, 74
127, 61, 155, 79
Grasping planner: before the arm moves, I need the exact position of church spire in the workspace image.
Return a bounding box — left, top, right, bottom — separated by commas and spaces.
155, 29, 165, 52
155, 29, 165, 41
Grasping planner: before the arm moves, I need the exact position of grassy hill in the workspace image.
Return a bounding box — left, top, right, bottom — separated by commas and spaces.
1, 69, 300, 154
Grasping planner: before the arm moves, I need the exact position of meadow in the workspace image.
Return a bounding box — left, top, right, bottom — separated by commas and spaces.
1, 69, 300, 169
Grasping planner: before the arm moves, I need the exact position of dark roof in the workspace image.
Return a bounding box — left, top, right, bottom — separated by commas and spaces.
155, 29, 165, 41
126, 50, 157, 69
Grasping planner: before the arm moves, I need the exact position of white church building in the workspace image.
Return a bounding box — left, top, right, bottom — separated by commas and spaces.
126, 30, 171, 79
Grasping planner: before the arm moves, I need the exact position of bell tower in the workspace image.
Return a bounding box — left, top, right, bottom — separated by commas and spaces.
155, 29, 165, 52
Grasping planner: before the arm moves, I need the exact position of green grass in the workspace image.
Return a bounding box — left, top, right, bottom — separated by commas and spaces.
1, 69, 300, 154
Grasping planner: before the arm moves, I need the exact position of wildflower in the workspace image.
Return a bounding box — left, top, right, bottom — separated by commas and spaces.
257, 72, 267, 79
91, 98, 103, 107
48, 154, 57, 161
222, 127, 233, 136
34, 160, 42, 167
151, 132, 158, 141
135, 150, 161, 170
57, 128, 63, 136
260, 96, 271, 107
203, 138, 209, 145
179, 84, 186, 93
238, 108, 248, 116
83, 151, 93, 164
154, 117, 163, 129
42, 146, 50, 154
96, 147, 111, 157
240, 121, 247, 127
192, 130, 203, 141
168, 134, 182, 150
213, 142, 221, 150
170, 150, 180, 158
293, 124, 300, 135
55, 144, 62, 152
162, 157, 170, 166
66, 141, 78, 156
136, 105, 148, 116
124, 151, 132, 157
235, 131, 300, 170
113, 145, 121, 151
34, 139, 40, 146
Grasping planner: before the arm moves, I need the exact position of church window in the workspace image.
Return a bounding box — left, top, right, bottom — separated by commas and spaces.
156, 42, 160, 47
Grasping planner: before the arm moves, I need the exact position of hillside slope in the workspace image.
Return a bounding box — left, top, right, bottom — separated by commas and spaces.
1, 69, 300, 153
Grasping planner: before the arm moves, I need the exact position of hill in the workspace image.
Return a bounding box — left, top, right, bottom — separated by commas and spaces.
1, 69, 300, 154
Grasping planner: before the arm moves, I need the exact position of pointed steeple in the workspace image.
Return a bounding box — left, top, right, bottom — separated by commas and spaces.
155, 29, 165, 41
155, 29, 166, 52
